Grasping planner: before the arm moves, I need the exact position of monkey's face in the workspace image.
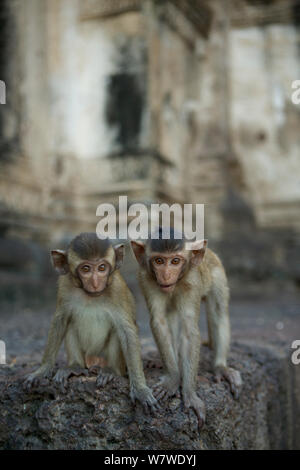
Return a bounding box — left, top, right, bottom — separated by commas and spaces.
150, 253, 186, 293
77, 259, 111, 296
51, 236, 125, 296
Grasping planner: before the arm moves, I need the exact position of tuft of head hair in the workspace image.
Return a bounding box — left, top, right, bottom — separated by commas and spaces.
149, 226, 185, 253
70, 233, 111, 260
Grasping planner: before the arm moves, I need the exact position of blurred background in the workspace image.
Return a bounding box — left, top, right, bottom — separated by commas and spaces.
0, 0, 299, 365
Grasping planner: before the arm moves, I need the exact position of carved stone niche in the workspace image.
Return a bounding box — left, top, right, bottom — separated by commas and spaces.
79, 1, 213, 45
79, 0, 142, 21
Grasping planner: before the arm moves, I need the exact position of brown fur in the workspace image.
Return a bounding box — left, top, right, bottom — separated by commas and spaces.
24, 234, 157, 409
131, 236, 242, 428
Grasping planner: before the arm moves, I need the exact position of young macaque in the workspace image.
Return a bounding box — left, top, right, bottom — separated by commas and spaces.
131, 227, 242, 428
24, 232, 157, 411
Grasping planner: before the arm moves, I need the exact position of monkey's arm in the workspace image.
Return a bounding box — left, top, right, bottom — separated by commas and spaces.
139, 275, 177, 377
179, 305, 206, 428
24, 308, 69, 389
145, 294, 180, 394
41, 311, 69, 368
180, 309, 201, 396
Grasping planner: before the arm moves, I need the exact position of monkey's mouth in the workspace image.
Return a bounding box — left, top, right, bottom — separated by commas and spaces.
84, 289, 104, 297
159, 283, 176, 292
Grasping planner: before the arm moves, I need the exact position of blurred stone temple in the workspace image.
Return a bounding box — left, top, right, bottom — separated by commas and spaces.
0, 0, 300, 286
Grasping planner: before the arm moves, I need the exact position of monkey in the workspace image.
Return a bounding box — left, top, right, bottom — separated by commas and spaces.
24, 232, 157, 411
131, 227, 242, 428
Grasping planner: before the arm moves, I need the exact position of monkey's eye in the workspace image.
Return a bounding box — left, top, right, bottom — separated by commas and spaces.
155, 257, 164, 265
81, 265, 90, 273
171, 257, 180, 265
98, 264, 106, 272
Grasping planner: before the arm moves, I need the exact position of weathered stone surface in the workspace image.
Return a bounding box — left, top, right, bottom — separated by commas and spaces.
0, 343, 298, 450
1, 0, 299, 245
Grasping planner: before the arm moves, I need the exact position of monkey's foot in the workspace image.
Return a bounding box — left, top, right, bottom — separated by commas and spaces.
201, 339, 213, 349
88, 365, 101, 375
130, 385, 160, 414
145, 358, 163, 369
23, 366, 54, 391
53, 366, 88, 392
96, 369, 115, 388
183, 392, 206, 430
153, 375, 180, 401
214, 366, 242, 399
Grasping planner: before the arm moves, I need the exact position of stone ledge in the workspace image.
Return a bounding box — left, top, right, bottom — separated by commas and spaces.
0, 343, 298, 450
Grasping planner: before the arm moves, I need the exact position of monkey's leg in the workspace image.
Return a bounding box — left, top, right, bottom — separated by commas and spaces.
207, 288, 242, 399
53, 329, 87, 392
96, 333, 125, 387
64, 327, 86, 368
107, 332, 126, 376
112, 310, 158, 412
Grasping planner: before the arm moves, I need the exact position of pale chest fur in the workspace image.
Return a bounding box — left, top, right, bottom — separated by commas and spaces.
64, 289, 114, 355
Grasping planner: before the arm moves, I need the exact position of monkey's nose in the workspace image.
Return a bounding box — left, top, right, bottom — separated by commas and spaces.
162, 271, 171, 282
92, 275, 98, 289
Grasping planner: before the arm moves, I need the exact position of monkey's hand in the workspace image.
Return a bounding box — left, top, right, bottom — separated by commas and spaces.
153, 374, 180, 401
53, 366, 88, 393
23, 364, 54, 391
130, 385, 159, 413
214, 366, 242, 399
183, 392, 206, 430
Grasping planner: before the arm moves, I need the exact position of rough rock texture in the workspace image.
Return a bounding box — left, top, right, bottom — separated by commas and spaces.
0, 342, 298, 450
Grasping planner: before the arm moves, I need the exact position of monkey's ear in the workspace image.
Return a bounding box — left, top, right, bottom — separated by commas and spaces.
188, 240, 207, 266
114, 244, 125, 270
51, 250, 69, 275
130, 240, 146, 265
